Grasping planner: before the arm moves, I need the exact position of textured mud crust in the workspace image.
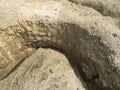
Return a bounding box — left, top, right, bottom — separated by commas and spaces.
0, 0, 120, 90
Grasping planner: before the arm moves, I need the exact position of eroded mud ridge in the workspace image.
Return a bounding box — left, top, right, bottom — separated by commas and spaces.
0, 0, 120, 90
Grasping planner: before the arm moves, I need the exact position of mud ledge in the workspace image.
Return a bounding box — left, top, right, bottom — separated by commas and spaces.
0, 0, 120, 90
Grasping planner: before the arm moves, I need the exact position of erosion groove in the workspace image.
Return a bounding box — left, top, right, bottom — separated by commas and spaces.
0, 0, 120, 90
69, 0, 120, 29
69, 0, 120, 19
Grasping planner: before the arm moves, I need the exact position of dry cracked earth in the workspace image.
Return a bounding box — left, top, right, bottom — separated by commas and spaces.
0, 0, 120, 90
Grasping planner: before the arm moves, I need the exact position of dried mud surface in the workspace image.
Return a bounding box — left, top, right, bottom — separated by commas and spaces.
0, 0, 120, 90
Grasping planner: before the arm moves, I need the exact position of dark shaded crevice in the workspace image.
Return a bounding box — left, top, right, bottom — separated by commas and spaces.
0, 19, 119, 90
0, 56, 29, 80
90, 74, 99, 81
30, 22, 117, 90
